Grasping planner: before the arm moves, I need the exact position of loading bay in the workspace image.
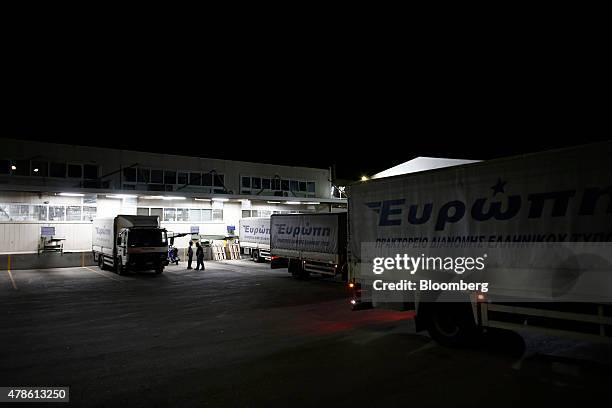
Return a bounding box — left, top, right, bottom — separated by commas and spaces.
1, 261, 612, 407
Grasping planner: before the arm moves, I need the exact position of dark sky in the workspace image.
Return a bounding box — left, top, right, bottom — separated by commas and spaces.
3, 40, 610, 181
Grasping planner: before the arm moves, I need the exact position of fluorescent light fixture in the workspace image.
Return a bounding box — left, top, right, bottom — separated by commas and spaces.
212, 198, 229, 202
267, 201, 281, 204
106, 194, 138, 199
142, 195, 185, 200
286, 201, 302, 205
304, 202, 320, 205
194, 198, 211, 202
11, 165, 16, 170
58, 192, 85, 197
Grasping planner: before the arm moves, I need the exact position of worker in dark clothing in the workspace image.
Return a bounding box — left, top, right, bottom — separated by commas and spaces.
195, 242, 205, 270
187, 241, 194, 269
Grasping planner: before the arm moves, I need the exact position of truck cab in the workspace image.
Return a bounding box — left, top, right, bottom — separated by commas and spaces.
93, 215, 168, 275
115, 227, 168, 273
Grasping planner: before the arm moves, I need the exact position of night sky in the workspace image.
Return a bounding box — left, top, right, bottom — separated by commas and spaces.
4, 50, 609, 181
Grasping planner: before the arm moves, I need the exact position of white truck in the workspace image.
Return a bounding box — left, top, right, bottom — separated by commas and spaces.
92, 215, 168, 275
239, 217, 271, 262
348, 142, 612, 346
270, 212, 348, 280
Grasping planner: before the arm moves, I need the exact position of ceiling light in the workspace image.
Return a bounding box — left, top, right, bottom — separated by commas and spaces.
58, 193, 85, 197
106, 194, 138, 199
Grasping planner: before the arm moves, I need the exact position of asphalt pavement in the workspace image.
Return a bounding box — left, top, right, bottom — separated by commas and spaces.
1, 260, 611, 407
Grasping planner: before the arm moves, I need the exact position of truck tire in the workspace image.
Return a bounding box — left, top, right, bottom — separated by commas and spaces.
155, 267, 164, 274
253, 250, 261, 263
98, 255, 104, 270
426, 303, 480, 347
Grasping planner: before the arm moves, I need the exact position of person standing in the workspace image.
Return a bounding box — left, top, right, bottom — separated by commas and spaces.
195, 242, 205, 270
187, 241, 194, 269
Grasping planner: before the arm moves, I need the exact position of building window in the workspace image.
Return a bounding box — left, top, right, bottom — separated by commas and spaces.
252, 177, 261, 190
50, 163, 66, 178
151, 170, 163, 184
0, 159, 10, 174
66, 206, 82, 221
176, 208, 189, 221
68, 164, 83, 178
214, 174, 224, 187
13, 160, 29, 176
262, 178, 271, 189
189, 172, 201, 185
202, 209, 212, 221
35, 205, 48, 221
150, 208, 163, 219
163, 208, 176, 221
307, 182, 315, 193
49, 206, 66, 221
242, 176, 250, 189
137, 168, 150, 183
8, 205, 28, 221
123, 167, 137, 183
31, 161, 48, 177
299, 181, 307, 192
164, 171, 176, 185
202, 173, 213, 187
137, 208, 149, 216
83, 206, 97, 220
212, 209, 223, 221
189, 209, 201, 222
272, 178, 281, 190
177, 172, 188, 185
281, 180, 289, 191
242, 210, 251, 218
84, 164, 99, 180
290, 180, 298, 191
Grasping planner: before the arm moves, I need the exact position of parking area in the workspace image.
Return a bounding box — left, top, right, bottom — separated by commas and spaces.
2, 260, 612, 407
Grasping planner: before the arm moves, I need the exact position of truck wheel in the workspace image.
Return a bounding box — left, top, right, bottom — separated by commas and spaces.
253, 250, 261, 263
426, 303, 480, 347
98, 255, 104, 270
155, 267, 164, 275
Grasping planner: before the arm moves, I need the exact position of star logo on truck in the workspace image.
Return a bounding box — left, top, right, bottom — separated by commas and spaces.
491, 178, 507, 196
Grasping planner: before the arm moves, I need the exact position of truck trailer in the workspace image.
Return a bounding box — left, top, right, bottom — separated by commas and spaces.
92, 215, 168, 275
348, 142, 612, 346
239, 217, 271, 262
270, 212, 347, 280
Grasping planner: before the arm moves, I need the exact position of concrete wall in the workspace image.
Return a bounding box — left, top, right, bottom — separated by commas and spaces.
0, 252, 95, 271
1, 138, 332, 199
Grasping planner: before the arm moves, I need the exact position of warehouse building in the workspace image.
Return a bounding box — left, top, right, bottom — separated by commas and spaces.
0, 138, 346, 259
